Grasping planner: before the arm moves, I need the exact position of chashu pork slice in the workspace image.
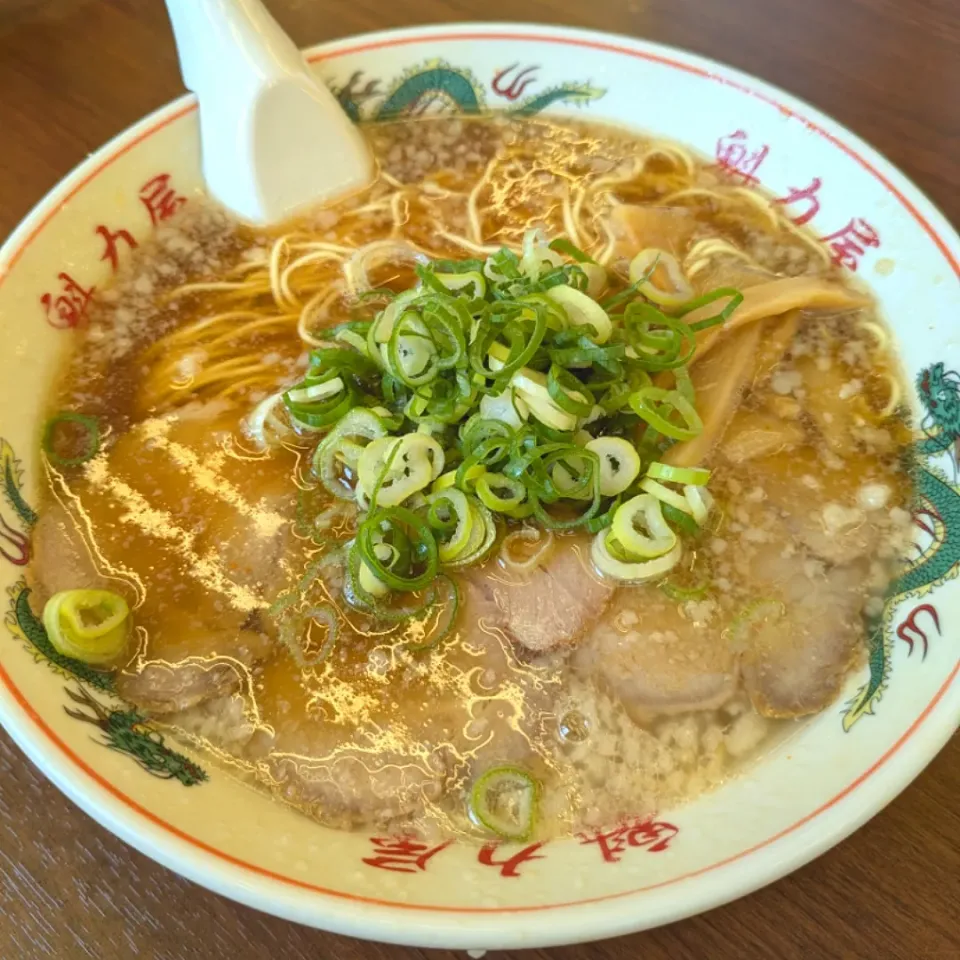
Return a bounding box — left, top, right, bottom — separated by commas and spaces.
458, 538, 614, 653
575, 588, 737, 721
728, 503, 871, 719
749, 444, 905, 566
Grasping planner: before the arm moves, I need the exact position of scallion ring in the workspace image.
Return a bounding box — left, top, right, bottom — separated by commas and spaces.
469, 766, 540, 841
585, 437, 641, 496
355, 507, 439, 591
545, 284, 613, 343
628, 387, 702, 441
42, 589, 130, 665
475, 472, 526, 512
610, 493, 677, 559
591, 531, 682, 583
628, 248, 694, 307
42, 412, 101, 467
675, 287, 745, 332
647, 461, 710, 486
547, 364, 594, 416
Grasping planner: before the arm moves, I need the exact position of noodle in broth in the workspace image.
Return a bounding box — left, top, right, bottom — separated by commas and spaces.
31, 116, 913, 840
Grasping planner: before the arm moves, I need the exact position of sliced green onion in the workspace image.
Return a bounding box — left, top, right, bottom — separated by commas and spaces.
368, 288, 420, 349
428, 256, 484, 275
641, 478, 714, 526
283, 377, 354, 430
503, 499, 536, 520
286, 377, 345, 405
484, 247, 522, 283
455, 460, 491, 492
549, 451, 594, 501
660, 576, 710, 602
312, 409, 388, 499
585, 437, 641, 496
357, 436, 401, 504
676, 287, 745, 331
629, 387, 702, 441
581, 262, 608, 299
661, 501, 700, 537
462, 500, 498, 566
611, 494, 677, 559
545, 284, 613, 343
460, 415, 515, 451
628, 249, 694, 307
432, 464, 482, 493
639, 477, 692, 514
387, 313, 438, 387
358, 542, 394, 597
426, 489, 474, 563
551, 331, 626, 372
242, 233, 723, 612
592, 530, 682, 583
475, 472, 525, 512
333, 323, 371, 355
548, 237, 595, 263
345, 541, 431, 617
469, 766, 540, 841
479, 388, 529, 429
42, 412, 101, 467
532, 488, 601, 531
547, 365, 594, 416
427, 491, 496, 568
487, 349, 578, 432
356, 507, 438, 591
599, 281, 641, 313
358, 433, 444, 507
672, 366, 696, 405
244, 389, 295, 450
682, 483, 713, 524
471, 307, 547, 386
584, 495, 622, 533
305, 346, 377, 377
647, 461, 710, 485
43, 589, 130, 665
434, 270, 486, 298
623, 302, 695, 371
520, 228, 564, 281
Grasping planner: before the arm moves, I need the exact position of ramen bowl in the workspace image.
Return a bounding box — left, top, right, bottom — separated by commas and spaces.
0, 23, 957, 950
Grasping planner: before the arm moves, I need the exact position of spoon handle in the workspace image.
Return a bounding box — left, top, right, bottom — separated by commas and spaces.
164, 0, 374, 225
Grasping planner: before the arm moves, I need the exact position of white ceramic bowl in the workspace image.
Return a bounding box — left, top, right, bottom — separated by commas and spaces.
0, 23, 957, 950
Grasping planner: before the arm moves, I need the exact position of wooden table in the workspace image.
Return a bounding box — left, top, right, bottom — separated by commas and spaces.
1, 1, 958, 957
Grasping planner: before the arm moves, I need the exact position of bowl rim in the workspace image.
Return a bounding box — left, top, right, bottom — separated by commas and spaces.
0, 21, 958, 950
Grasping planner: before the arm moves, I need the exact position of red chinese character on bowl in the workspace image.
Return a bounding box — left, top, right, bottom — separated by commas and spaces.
822, 217, 880, 270
40, 272, 94, 329
715, 130, 769, 185
578, 817, 679, 863
362, 836, 453, 874
139, 173, 187, 226
96, 224, 138, 272
478, 841, 548, 878
775, 176, 823, 226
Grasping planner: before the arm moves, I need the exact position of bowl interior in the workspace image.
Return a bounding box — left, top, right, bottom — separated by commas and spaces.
0, 24, 957, 949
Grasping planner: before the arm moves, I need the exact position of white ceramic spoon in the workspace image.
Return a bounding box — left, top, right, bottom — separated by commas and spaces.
164, 0, 375, 225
